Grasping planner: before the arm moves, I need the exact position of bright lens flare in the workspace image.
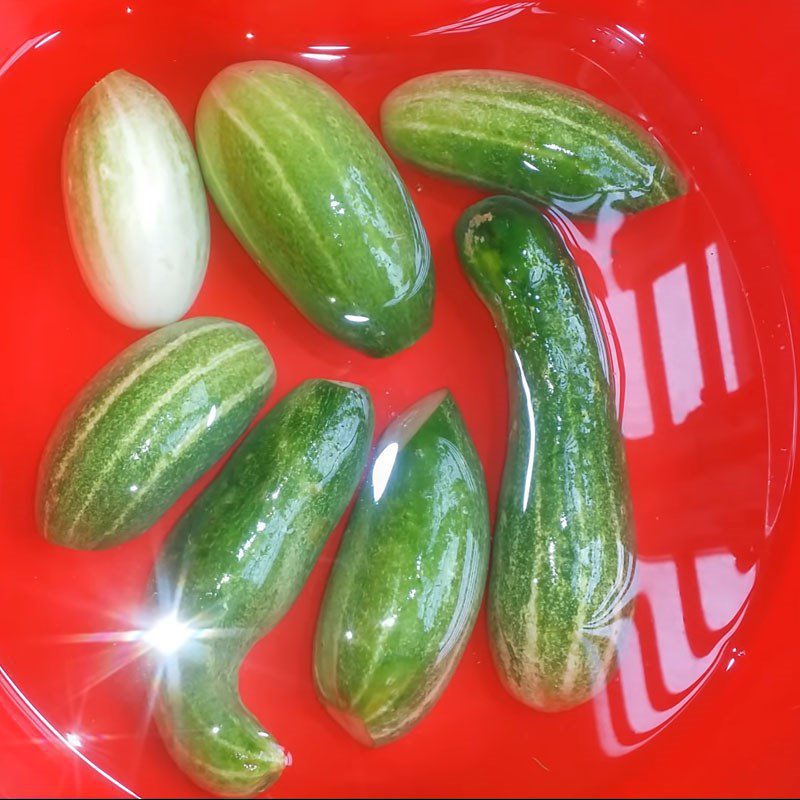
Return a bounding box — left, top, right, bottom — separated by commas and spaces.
142, 612, 192, 655
65, 731, 83, 748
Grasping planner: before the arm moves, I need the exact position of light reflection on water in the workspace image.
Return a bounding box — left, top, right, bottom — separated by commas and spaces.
553, 190, 772, 754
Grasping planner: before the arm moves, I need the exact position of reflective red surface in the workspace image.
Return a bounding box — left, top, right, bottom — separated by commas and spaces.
0, 1, 797, 797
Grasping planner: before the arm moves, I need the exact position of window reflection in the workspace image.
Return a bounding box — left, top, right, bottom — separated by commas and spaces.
594, 553, 755, 754
654, 262, 704, 424
706, 244, 740, 393
566, 196, 766, 754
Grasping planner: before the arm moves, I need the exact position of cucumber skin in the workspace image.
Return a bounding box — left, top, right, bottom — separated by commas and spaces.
62, 70, 210, 329
456, 196, 636, 710
382, 70, 686, 216
196, 61, 433, 357
314, 392, 490, 745
36, 317, 274, 550
151, 379, 374, 797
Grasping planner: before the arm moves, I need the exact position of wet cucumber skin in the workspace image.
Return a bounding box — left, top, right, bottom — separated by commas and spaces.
196, 60, 433, 357
62, 69, 210, 329
314, 391, 490, 745
456, 196, 636, 710
151, 379, 374, 796
382, 69, 686, 216
37, 317, 274, 550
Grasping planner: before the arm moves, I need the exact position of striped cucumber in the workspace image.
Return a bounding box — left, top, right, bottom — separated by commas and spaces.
149, 379, 373, 796
196, 61, 433, 357
455, 196, 636, 710
382, 70, 686, 216
314, 390, 490, 745
37, 317, 274, 550
63, 70, 210, 328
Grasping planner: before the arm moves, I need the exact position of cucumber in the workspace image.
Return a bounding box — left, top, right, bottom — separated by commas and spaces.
455, 196, 636, 710
149, 379, 373, 796
195, 61, 433, 357
382, 70, 686, 216
36, 317, 274, 550
63, 70, 210, 328
314, 389, 490, 745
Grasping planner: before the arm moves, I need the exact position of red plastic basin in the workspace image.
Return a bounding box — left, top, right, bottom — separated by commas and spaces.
0, 1, 797, 797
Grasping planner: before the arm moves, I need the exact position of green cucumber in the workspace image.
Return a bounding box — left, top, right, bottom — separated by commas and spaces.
382, 69, 686, 216
150, 379, 373, 796
456, 196, 636, 710
36, 317, 274, 550
314, 389, 490, 745
196, 61, 433, 357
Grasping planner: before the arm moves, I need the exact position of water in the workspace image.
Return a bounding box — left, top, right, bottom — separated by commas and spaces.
0, 1, 794, 796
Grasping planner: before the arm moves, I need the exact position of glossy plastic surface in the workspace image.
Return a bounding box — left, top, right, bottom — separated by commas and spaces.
0, 1, 797, 797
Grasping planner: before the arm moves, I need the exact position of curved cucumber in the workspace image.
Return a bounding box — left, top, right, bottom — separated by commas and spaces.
196, 61, 433, 357
150, 379, 373, 796
314, 389, 490, 745
37, 317, 274, 550
382, 69, 686, 216
63, 70, 210, 328
456, 196, 636, 710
